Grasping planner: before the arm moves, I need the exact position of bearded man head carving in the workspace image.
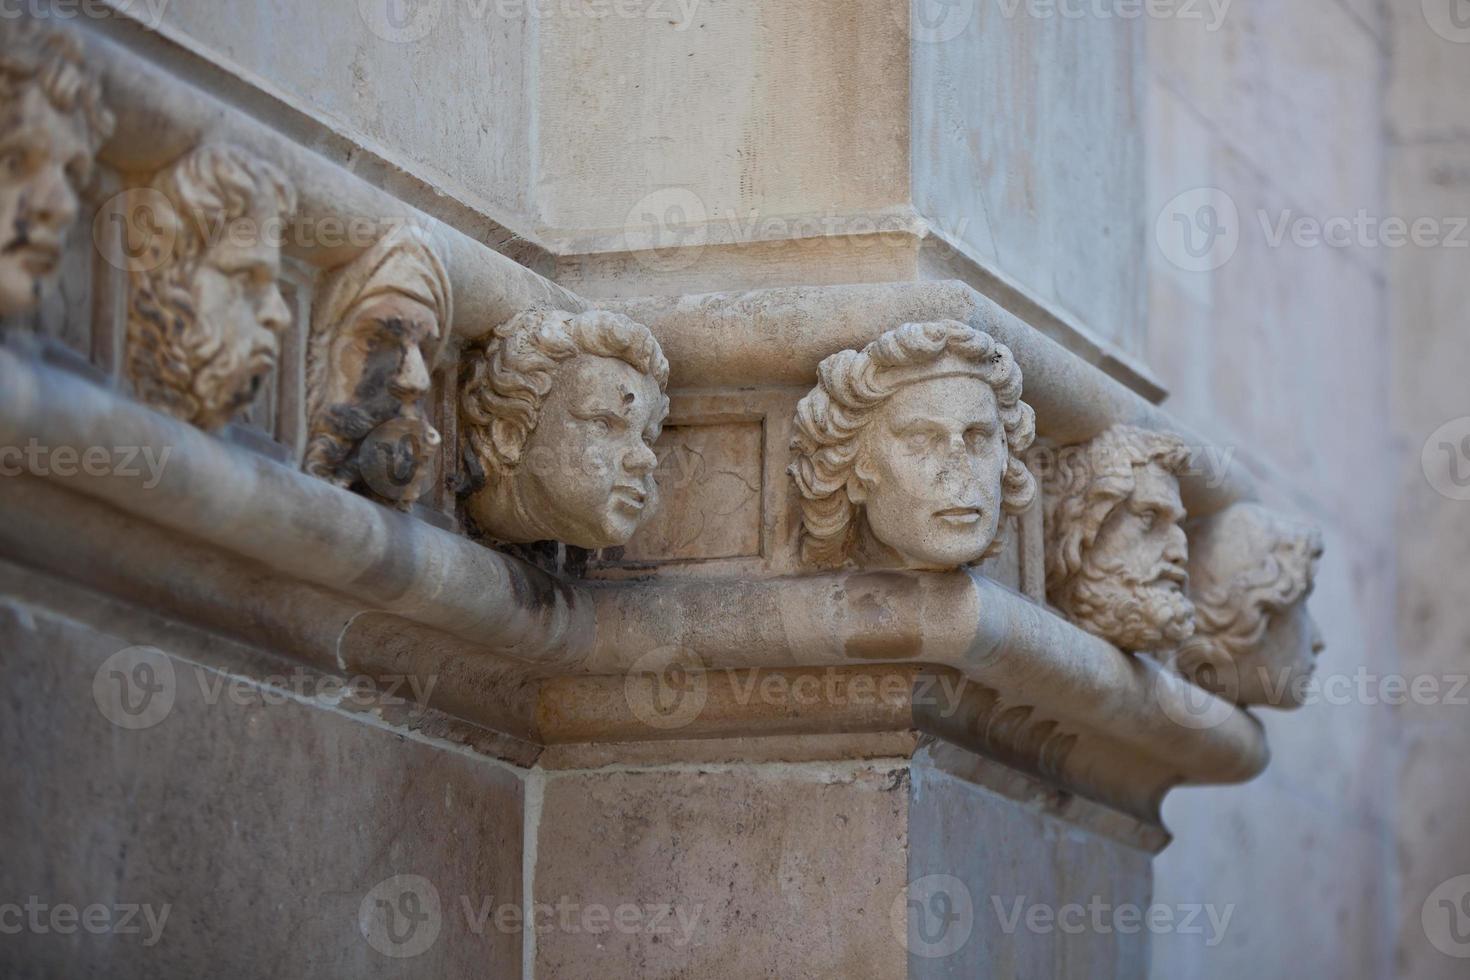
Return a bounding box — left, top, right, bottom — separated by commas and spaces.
305, 225, 452, 509
788, 320, 1037, 571
0, 22, 114, 317
1177, 503, 1325, 708
125, 144, 297, 431
1041, 424, 1195, 653
460, 309, 670, 549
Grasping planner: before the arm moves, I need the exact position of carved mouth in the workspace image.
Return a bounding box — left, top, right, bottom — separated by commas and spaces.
611, 485, 648, 512
1151, 564, 1189, 590
9, 243, 60, 276
934, 507, 982, 526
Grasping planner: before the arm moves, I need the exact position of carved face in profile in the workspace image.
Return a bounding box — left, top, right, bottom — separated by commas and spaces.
127, 144, 297, 430
1041, 425, 1195, 652
306, 227, 451, 508
0, 25, 113, 317
460, 310, 670, 549
789, 321, 1037, 570
1178, 503, 1325, 708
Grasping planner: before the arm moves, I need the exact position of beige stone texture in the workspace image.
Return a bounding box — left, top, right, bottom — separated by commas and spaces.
532, 762, 910, 978
0, 598, 526, 978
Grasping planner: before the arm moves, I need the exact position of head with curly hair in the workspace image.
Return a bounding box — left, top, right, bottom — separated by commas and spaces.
1175, 503, 1325, 708
788, 320, 1036, 570
1040, 424, 1195, 652
126, 144, 297, 430
0, 21, 115, 316
460, 309, 669, 548
304, 225, 452, 510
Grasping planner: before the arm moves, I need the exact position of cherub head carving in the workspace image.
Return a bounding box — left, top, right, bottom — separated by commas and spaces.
788, 320, 1037, 570
305, 225, 452, 509
1041, 425, 1195, 652
460, 309, 670, 548
126, 144, 297, 430
0, 22, 114, 317
1177, 503, 1325, 708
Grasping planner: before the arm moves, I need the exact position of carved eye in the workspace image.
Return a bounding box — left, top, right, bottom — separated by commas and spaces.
0, 149, 25, 177
589, 417, 612, 436
964, 427, 993, 450
1138, 508, 1158, 530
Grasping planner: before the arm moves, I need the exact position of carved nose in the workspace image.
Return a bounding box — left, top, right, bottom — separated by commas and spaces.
393, 345, 431, 400
624, 441, 658, 477
258, 284, 291, 336
1164, 524, 1188, 561
26, 164, 78, 231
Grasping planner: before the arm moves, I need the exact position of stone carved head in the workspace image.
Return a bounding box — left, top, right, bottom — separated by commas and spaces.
789, 321, 1037, 570
126, 144, 297, 431
304, 225, 452, 509
0, 22, 114, 317
460, 309, 670, 548
1176, 503, 1325, 708
1041, 425, 1195, 653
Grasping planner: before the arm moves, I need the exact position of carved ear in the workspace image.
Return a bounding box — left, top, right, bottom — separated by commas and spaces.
847, 456, 876, 505
491, 418, 523, 467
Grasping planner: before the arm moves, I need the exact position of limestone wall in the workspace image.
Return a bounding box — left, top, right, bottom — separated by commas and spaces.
1146, 2, 1397, 977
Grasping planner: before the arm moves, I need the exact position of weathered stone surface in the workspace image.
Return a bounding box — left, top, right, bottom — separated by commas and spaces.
0, 599, 525, 978
532, 762, 909, 978
907, 748, 1155, 978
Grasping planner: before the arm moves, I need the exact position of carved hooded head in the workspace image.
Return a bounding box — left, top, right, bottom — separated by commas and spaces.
0, 21, 114, 317
126, 143, 297, 430
304, 225, 452, 509
788, 320, 1037, 570
1041, 424, 1195, 653
460, 309, 670, 549
1176, 503, 1325, 708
